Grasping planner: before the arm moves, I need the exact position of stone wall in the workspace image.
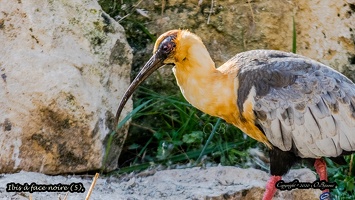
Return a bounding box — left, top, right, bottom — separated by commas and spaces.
0, 0, 132, 174
130, 0, 355, 82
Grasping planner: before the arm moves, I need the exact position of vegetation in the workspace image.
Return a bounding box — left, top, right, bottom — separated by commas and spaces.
326, 156, 355, 199
115, 87, 260, 172
98, 0, 155, 51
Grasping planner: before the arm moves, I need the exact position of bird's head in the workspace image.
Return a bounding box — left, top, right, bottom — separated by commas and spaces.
114, 30, 205, 126
152, 29, 179, 64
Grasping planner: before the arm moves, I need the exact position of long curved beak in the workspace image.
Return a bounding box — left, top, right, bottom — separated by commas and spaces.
114, 53, 165, 127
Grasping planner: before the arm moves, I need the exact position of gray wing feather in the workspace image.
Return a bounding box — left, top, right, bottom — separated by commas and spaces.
235, 50, 355, 158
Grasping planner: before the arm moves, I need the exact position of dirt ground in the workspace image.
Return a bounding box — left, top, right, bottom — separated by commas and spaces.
0, 166, 322, 200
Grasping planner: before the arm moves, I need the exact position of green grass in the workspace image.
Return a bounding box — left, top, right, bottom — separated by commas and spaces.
292, 16, 297, 54
114, 87, 259, 174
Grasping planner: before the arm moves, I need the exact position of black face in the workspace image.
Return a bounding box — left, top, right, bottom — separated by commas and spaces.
155, 35, 176, 62
161, 36, 176, 54
114, 34, 177, 128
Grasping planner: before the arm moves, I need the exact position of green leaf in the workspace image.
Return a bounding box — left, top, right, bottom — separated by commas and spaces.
182, 131, 204, 144
128, 143, 141, 150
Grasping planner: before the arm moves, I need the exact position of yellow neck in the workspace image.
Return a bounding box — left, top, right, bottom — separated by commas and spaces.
172, 40, 237, 120
171, 31, 271, 148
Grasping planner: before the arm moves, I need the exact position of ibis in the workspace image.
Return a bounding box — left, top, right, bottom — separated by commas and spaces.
115, 30, 355, 199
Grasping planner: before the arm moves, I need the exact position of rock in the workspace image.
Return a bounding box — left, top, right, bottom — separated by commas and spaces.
0, 166, 322, 199
0, 0, 132, 174
293, 0, 355, 81
123, 0, 355, 82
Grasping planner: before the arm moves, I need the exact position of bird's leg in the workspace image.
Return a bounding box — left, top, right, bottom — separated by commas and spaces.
314, 158, 329, 193
262, 175, 282, 200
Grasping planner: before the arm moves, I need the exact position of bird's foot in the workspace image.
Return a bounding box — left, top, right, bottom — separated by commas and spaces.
314, 158, 328, 182
314, 159, 330, 196
262, 175, 282, 200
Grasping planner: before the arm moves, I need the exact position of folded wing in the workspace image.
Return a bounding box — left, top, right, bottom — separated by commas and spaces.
234, 50, 355, 158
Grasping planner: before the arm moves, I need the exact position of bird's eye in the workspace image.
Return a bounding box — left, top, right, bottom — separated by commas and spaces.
162, 45, 169, 52
160, 36, 176, 54
162, 43, 173, 53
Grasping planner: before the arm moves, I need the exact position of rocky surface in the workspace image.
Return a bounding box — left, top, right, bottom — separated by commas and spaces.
0, 166, 322, 200
124, 0, 355, 85
0, 0, 132, 174
295, 0, 355, 81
